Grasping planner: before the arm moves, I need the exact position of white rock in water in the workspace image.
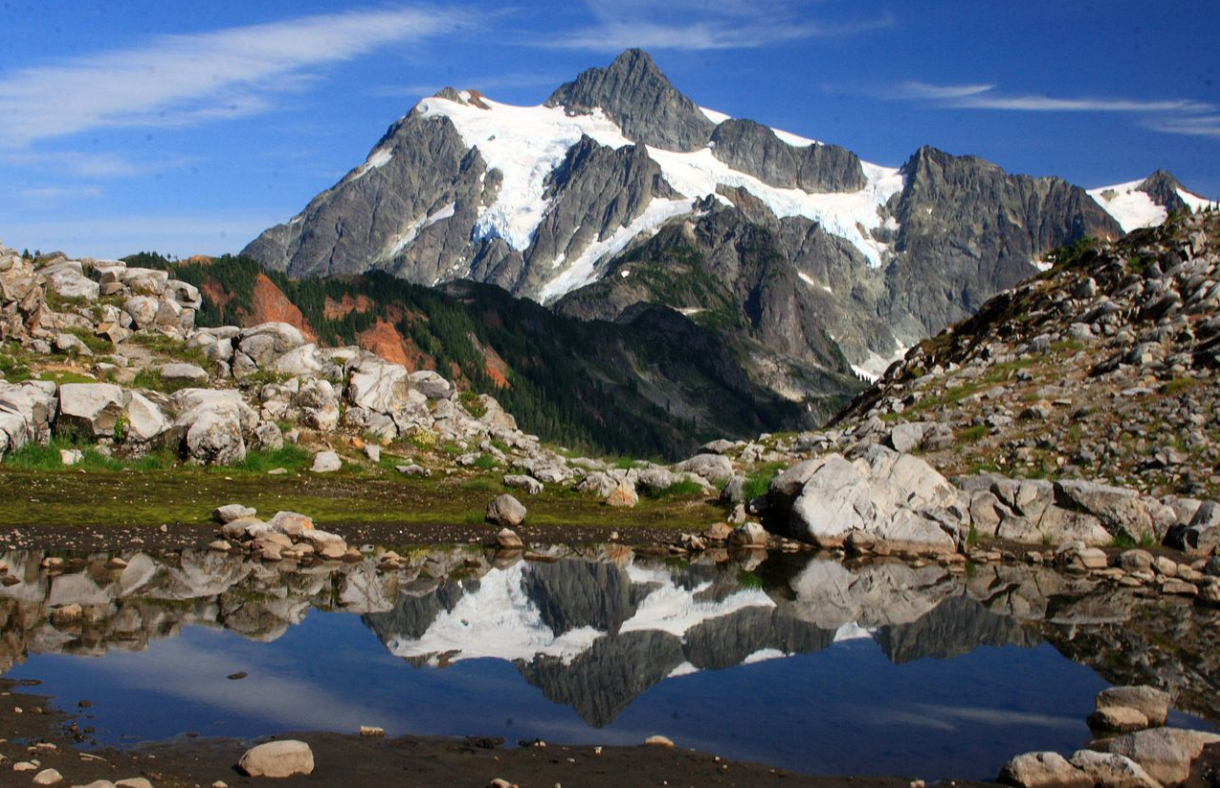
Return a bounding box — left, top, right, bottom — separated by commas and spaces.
238, 739, 315, 778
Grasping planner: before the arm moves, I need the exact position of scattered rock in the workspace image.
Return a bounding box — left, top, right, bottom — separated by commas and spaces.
485, 494, 526, 527
644, 735, 675, 748
238, 739, 315, 778
998, 751, 1091, 788
311, 450, 342, 473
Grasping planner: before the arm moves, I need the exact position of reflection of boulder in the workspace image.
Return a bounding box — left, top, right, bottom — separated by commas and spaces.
780, 560, 960, 629
522, 559, 637, 636
517, 629, 686, 727
877, 595, 1041, 663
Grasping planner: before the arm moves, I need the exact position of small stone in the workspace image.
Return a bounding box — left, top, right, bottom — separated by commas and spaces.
116, 779, 154, 788
488, 780, 517, 788
13, 762, 37, 772
1089, 706, 1150, 733
32, 769, 63, 786
238, 740, 314, 778
363, 444, 381, 464
644, 735, 674, 748
359, 726, 385, 737
212, 504, 256, 524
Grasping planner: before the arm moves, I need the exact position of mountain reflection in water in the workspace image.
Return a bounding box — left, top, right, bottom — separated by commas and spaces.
0, 545, 1216, 779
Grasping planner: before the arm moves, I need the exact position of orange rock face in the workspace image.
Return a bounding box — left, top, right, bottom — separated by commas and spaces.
250, 274, 317, 342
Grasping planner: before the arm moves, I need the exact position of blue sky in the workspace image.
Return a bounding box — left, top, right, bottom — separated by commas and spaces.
2, 0, 1218, 259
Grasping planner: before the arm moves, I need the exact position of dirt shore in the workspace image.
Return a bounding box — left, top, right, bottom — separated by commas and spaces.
0, 677, 987, 788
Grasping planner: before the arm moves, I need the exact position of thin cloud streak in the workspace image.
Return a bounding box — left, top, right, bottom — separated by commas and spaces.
539, 0, 894, 51
0, 6, 472, 148
889, 81, 1214, 113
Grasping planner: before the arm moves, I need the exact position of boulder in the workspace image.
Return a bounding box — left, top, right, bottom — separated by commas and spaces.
122, 295, 159, 329
788, 455, 873, 548
311, 451, 342, 473
213, 504, 257, 524
272, 344, 324, 378
998, 751, 1091, 788
238, 740, 315, 778
675, 453, 734, 484
235, 323, 306, 368
887, 421, 932, 453
728, 522, 768, 548
124, 391, 170, 443
121, 267, 169, 295
57, 383, 127, 439
605, 479, 638, 508
0, 380, 59, 447
503, 474, 543, 495
1089, 706, 1152, 733
165, 279, 202, 309
1069, 750, 1162, 788
408, 369, 454, 399
159, 363, 208, 384
1055, 480, 1160, 543
1107, 729, 1220, 787
347, 357, 421, 415
1096, 686, 1171, 727
486, 494, 526, 527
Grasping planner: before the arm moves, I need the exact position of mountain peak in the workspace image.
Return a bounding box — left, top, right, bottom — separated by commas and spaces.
545, 49, 714, 152
1139, 169, 1192, 214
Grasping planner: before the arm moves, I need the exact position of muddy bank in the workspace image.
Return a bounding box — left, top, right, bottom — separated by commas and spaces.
0, 677, 980, 788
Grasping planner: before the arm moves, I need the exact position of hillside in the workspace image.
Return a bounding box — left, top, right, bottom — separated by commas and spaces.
118, 252, 819, 458
836, 207, 1220, 501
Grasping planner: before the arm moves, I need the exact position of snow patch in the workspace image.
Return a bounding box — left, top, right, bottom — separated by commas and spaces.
382, 563, 602, 664
351, 146, 394, 181
386, 202, 457, 259
833, 622, 875, 643
1088, 180, 1166, 233
647, 147, 903, 268
1178, 188, 1218, 214
667, 661, 699, 678
537, 197, 694, 303
742, 648, 786, 664
699, 106, 731, 124
772, 128, 819, 148
851, 344, 908, 382
797, 271, 832, 294
675, 307, 705, 317
417, 96, 632, 251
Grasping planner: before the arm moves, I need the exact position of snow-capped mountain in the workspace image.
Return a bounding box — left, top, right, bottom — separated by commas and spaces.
243, 49, 1208, 397
1088, 170, 1215, 233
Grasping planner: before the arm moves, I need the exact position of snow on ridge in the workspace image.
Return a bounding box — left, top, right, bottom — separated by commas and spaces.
416, 96, 632, 252
1088, 180, 1167, 233
699, 106, 731, 125
416, 92, 904, 278
385, 202, 457, 260
537, 197, 694, 303
851, 343, 908, 382
1178, 188, 1217, 214
649, 147, 903, 268
350, 146, 394, 182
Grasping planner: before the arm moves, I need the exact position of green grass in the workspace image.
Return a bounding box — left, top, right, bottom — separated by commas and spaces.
743, 461, 786, 501
2, 438, 142, 472
0, 353, 32, 382
643, 478, 706, 499
226, 445, 313, 474
132, 368, 192, 394
64, 327, 112, 354
459, 390, 487, 419
471, 453, 497, 471
612, 457, 645, 470
130, 333, 207, 366
1163, 377, 1199, 397
958, 425, 990, 444
37, 370, 96, 385
736, 569, 764, 590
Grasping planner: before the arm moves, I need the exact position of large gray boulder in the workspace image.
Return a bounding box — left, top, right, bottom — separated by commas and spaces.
347, 357, 419, 415
1069, 750, 1161, 788
57, 383, 127, 439
998, 751, 1091, 788
0, 380, 59, 448
1096, 686, 1171, 727
173, 389, 257, 465
674, 453, 734, 484
1107, 729, 1220, 787
124, 391, 170, 443
408, 369, 453, 400
789, 455, 873, 548
235, 322, 307, 369
1055, 480, 1169, 543
238, 740, 315, 778
485, 494, 527, 527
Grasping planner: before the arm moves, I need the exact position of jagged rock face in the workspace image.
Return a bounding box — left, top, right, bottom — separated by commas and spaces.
710, 119, 866, 193
501, 136, 677, 296
877, 595, 1041, 663
1138, 169, 1192, 214
244, 112, 486, 279
886, 146, 1122, 337
545, 48, 714, 152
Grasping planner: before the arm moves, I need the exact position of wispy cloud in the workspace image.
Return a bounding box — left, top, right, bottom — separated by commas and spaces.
18, 185, 104, 204
890, 81, 1213, 113
1143, 114, 1220, 138
0, 6, 472, 148
882, 81, 1218, 140
540, 0, 894, 51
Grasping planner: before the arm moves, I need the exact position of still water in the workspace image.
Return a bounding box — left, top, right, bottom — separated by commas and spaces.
1, 546, 1214, 779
